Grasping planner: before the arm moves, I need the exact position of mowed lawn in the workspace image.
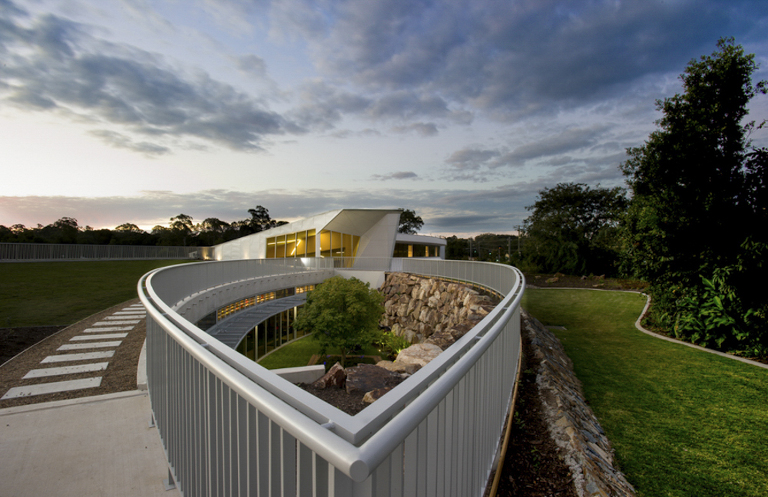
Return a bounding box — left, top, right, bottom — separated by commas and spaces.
522, 289, 768, 497
0, 260, 191, 327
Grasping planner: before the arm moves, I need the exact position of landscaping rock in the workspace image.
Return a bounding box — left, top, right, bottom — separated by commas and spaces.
362, 387, 393, 404
311, 362, 346, 389
394, 343, 442, 369
345, 364, 402, 394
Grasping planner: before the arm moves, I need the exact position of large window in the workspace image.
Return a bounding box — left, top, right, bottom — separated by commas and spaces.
393, 243, 441, 258
266, 229, 318, 258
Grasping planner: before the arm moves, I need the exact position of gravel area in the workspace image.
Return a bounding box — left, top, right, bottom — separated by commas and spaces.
0, 299, 146, 409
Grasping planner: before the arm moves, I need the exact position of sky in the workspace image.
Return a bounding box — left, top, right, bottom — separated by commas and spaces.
1, 0, 767, 237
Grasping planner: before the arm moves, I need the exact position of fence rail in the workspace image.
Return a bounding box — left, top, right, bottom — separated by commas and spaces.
139, 258, 525, 496
0, 242, 212, 261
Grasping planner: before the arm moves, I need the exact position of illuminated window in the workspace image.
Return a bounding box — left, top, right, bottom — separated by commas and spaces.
275, 235, 286, 258
307, 230, 316, 257
295, 231, 306, 257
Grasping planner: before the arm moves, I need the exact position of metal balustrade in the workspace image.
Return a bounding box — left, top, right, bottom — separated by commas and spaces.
0, 242, 212, 261
139, 258, 525, 496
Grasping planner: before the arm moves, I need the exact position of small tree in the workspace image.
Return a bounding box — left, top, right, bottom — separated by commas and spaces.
294, 275, 385, 367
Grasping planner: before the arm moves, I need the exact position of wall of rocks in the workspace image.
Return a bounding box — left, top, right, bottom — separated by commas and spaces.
378, 272, 498, 349
522, 309, 636, 497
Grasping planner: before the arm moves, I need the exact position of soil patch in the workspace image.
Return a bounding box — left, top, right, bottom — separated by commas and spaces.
493, 322, 578, 497
0, 326, 66, 366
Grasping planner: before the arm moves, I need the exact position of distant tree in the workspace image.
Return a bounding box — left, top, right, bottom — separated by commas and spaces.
293, 276, 385, 367
115, 223, 142, 232
398, 209, 423, 234
169, 214, 194, 245
522, 183, 627, 275
621, 37, 768, 354
247, 206, 272, 233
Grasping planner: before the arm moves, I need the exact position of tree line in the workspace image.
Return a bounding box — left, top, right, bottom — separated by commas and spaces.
0, 206, 287, 247
515, 38, 767, 358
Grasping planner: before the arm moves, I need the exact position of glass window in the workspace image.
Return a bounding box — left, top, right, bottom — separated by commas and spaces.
307, 230, 316, 257
286, 233, 296, 257
275, 235, 286, 258
295, 231, 306, 257
320, 230, 331, 257
266, 237, 276, 258
331, 231, 342, 256
352, 235, 360, 257
258, 322, 266, 357
342, 233, 352, 257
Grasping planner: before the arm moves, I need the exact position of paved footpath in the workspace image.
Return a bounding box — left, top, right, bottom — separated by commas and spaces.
1, 304, 146, 400
0, 302, 179, 497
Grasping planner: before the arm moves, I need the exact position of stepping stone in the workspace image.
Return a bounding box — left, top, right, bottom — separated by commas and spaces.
23, 363, 109, 379
93, 320, 140, 326
71, 333, 128, 341
41, 351, 115, 363
1, 377, 102, 399
84, 326, 133, 332
58, 341, 122, 351
104, 316, 143, 320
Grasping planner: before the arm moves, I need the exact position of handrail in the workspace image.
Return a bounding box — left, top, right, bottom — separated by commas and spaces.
139, 258, 525, 494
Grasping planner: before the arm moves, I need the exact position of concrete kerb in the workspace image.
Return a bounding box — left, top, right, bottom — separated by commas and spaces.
527, 286, 768, 370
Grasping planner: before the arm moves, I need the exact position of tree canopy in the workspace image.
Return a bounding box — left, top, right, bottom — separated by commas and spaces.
521, 183, 627, 276
293, 276, 384, 366
398, 209, 424, 234
621, 37, 768, 354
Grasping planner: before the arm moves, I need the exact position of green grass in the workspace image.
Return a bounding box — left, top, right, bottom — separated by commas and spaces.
522, 289, 768, 497
0, 260, 191, 327
257, 334, 381, 370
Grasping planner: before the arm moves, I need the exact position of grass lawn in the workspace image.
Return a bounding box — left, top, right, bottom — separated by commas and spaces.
522, 289, 768, 497
258, 334, 381, 370
0, 260, 191, 327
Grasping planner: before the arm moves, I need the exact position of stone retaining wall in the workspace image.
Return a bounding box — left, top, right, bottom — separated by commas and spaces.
378, 272, 498, 347
522, 309, 636, 497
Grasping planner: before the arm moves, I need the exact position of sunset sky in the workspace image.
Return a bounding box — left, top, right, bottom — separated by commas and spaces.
1, 0, 767, 236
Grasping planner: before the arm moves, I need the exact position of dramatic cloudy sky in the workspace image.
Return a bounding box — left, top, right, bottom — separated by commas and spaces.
1, 0, 767, 236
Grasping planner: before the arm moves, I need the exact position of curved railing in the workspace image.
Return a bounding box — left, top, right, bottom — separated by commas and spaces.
139, 258, 525, 496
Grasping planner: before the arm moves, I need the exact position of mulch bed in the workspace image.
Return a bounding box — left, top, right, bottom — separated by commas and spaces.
492, 321, 578, 497
0, 299, 146, 409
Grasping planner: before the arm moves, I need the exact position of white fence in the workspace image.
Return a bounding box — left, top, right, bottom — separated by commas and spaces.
139, 258, 525, 496
0, 242, 213, 261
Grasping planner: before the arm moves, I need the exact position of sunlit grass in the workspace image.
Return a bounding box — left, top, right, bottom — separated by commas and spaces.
257, 334, 380, 370
0, 260, 190, 327
522, 289, 768, 497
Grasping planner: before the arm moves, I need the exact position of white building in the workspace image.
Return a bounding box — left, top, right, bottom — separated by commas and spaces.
213, 208, 446, 263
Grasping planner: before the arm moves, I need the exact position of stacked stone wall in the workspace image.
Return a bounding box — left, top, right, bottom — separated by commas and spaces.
378, 272, 498, 347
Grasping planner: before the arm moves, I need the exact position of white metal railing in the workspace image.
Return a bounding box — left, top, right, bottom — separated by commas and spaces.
139, 257, 525, 496
0, 242, 212, 261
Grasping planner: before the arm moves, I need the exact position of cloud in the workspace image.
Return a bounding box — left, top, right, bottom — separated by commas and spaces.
371, 171, 420, 181
445, 148, 503, 171
89, 130, 171, 156
390, 123, 438, 136
0, 2, 299, 152
289, 0, 768, 119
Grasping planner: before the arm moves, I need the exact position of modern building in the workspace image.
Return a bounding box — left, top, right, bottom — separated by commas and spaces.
212, 208, 446, 263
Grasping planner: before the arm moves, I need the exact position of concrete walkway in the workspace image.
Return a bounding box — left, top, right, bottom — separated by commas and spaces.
0, 302, 177, 497
0, 390, 177, 497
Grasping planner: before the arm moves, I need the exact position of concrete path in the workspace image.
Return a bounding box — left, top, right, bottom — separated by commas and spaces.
0, 302, 178, 496
0, 391, 176, 497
